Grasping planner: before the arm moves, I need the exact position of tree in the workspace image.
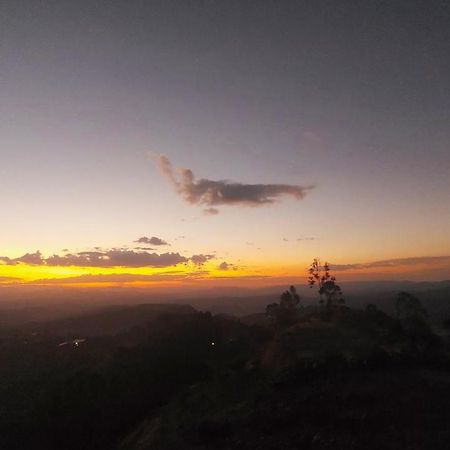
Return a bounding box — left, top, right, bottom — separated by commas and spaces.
308, 258, 344, 311
365, 303, 378, 314
266, 286, 301, 328
280, 285, 301, 309
396, 291, 429, 335
395, 291, 437, 351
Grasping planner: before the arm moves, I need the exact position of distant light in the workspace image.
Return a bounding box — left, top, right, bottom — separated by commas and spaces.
211, 341, 215, 346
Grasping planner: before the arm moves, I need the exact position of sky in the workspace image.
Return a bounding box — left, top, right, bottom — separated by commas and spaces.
1, 0, 450, 291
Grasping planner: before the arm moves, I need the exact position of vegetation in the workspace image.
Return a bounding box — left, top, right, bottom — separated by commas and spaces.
308, 259, 345, 312
265, 285, 301, 328
0, 275, 449, 449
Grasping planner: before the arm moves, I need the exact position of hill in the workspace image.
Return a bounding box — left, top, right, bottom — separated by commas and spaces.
0, 290, 449, 450
26, 303, 196, 337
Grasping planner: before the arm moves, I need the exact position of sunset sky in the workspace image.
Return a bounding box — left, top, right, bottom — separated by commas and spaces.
1, 1, 450, 290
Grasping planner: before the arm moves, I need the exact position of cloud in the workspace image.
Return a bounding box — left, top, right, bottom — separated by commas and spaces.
156, 155, 313, 214
1, 250, 189, 268
0, 257, 12, 265
135, 236, 169, 246
0, 276, 20, 283
209, 274, 269, 281
203, 208, 219, 216
297, 237, 315, 241
1, 248, 221, 269
330, 256, 450, 271
217, 261, 238, 271
33, 271, 209, 284
190, 254, 215, 266
0, 251, 44, 266
20, 251, 45, 265
218, 261, 230, 271
46, 250, 187, 268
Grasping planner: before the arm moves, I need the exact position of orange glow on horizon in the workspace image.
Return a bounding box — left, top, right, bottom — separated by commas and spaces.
2, 256, 450, 290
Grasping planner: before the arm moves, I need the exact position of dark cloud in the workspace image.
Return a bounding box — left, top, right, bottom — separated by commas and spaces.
46, 250, 187, 268
218, 261, 230, 271
135, 236, 169, 246
217, 261, 238, 271
190, 254, 215, 266
331, 256, 450, 271
156, 155, 313, 213
0, 251, 44, 265
1, 248, 222, 269
134, 247, 155, 251
1, 250, 189, 268
0, 256, 13, 265
20, 251, 44, 265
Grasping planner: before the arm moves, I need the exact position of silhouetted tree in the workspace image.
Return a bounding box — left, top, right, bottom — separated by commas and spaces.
396, 292, 433, 345
308, 258, 344, 311
396, 291, 427, 323
280, 285, 301, 309
365, 303, 378, 314
266, 286, 301, 328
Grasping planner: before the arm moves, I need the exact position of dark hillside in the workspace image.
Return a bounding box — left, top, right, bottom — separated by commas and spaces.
24, 303, 196, 337
0, 294, 449, 450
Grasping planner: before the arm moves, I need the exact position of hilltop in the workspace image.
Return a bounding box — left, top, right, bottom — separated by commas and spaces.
0, 287, 449, 449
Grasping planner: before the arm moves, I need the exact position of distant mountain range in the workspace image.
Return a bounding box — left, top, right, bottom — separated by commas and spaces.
0, 279, 449, 327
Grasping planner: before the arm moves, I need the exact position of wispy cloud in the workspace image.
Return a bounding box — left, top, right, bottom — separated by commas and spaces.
203, 208, 219, 216
156, 155, 314, 214
32, 272, 209, 284
331, 256, 450, 271
0, 276, 21, 283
